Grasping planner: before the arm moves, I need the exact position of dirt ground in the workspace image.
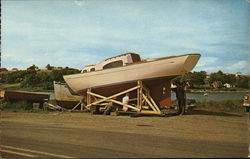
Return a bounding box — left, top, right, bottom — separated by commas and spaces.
1, 108, 249, 158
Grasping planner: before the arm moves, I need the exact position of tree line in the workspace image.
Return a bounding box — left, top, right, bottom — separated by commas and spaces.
173, 70, 249, 89
0, 64, 249, 90
0, 64, 80, 90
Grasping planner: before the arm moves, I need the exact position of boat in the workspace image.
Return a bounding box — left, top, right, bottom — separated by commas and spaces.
63, 53, 201, 108
53, 81, 82, 108
3, 90, 50, 102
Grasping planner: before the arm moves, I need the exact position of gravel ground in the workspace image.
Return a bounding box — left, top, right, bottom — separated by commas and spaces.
1, 108, 249, 158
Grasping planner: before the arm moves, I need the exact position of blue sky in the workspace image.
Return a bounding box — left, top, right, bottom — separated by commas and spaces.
2, 0, 249, 74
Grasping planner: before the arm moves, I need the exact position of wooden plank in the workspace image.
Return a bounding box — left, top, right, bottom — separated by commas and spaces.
86, 85, 140, 108
142, 106, 149, 109
140, 110, 162, 115
88, 91, 140, 111
142, 93, 157, 112
148, 95, 161, 112
117, 110, 162, 115
141, 99, 145, 106
72, 102, 81, 110
129, 98, 137, 102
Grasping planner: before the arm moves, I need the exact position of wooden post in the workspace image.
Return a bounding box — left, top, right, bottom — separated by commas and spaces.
87, 88, 91, 106
80, 101, 83, 111
137, 81, 143, 110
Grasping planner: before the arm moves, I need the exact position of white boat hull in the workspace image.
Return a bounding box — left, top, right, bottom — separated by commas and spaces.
64, 54, 200, 94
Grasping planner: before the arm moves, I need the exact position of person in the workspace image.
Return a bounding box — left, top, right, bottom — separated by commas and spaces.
172, 81, 186, 115
122, 93, 130, 111
176, 83, 186, 115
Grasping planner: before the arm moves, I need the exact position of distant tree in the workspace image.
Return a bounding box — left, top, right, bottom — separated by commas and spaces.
20, 71, 38, 87
46, 64, 53, 70
192, 71, 207, 86
181, 71, 207, 88
224, 74, 236, 86
236, 75, 249, 89
27, 64, 39, 71
209, 70, 225, 84
51, 68, 80, 82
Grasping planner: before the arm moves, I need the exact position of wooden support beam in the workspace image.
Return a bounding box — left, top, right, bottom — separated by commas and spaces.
140, 110, 162, 115
140, 81, 161, 113
148, 95, 161, 112
142, 93, 157, 112
139, 81, 143, 110
98, 102, 111, 106
45, 103, 62, 110
87, 88, 91, 106
137, 81, 141, 110
141, 99, 145, 106
142, 106, 149, 109
129, 98, 137, 102
86, 85, 140, 108
117, 110, 162, 115
80, 101, 86, 111
88, 91, 140, 112
72, 101, 81, 110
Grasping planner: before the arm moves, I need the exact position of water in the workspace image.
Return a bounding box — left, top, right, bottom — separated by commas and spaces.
171, 92, 249, 102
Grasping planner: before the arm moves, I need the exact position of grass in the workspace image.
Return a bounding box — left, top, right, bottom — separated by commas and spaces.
196, 99, 244, 112
0, 83, 21, 90
0, 100, 49, 113
0, 98, 245, 113
0, 83, 53, 92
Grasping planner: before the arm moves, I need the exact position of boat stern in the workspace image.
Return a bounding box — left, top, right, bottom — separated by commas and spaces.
183, 54, 201, 72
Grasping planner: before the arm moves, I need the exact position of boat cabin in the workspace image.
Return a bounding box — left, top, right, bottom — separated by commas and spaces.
81, 65, 95, 73
81, 53, 141, 73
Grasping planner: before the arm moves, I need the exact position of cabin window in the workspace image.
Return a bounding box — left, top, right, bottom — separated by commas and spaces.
90, 68, 95, 72
131, 54, 141, 62
103, 60, 123, 69
82, 70, 87, 73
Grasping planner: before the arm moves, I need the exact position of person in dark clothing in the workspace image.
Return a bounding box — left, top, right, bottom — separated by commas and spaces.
172, 81, 187, 115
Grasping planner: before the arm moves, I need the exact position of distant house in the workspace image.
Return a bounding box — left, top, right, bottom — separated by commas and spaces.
223, 83, 231, 88
235, 72, 242, 77
211, 81, 222, 88
54, 67, 63, 70
0, 68, 8, 72
11, 68, 19, 71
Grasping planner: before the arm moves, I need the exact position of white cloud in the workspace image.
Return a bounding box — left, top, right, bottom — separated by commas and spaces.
196, 57, 218, 67
229, 60, 249, 74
